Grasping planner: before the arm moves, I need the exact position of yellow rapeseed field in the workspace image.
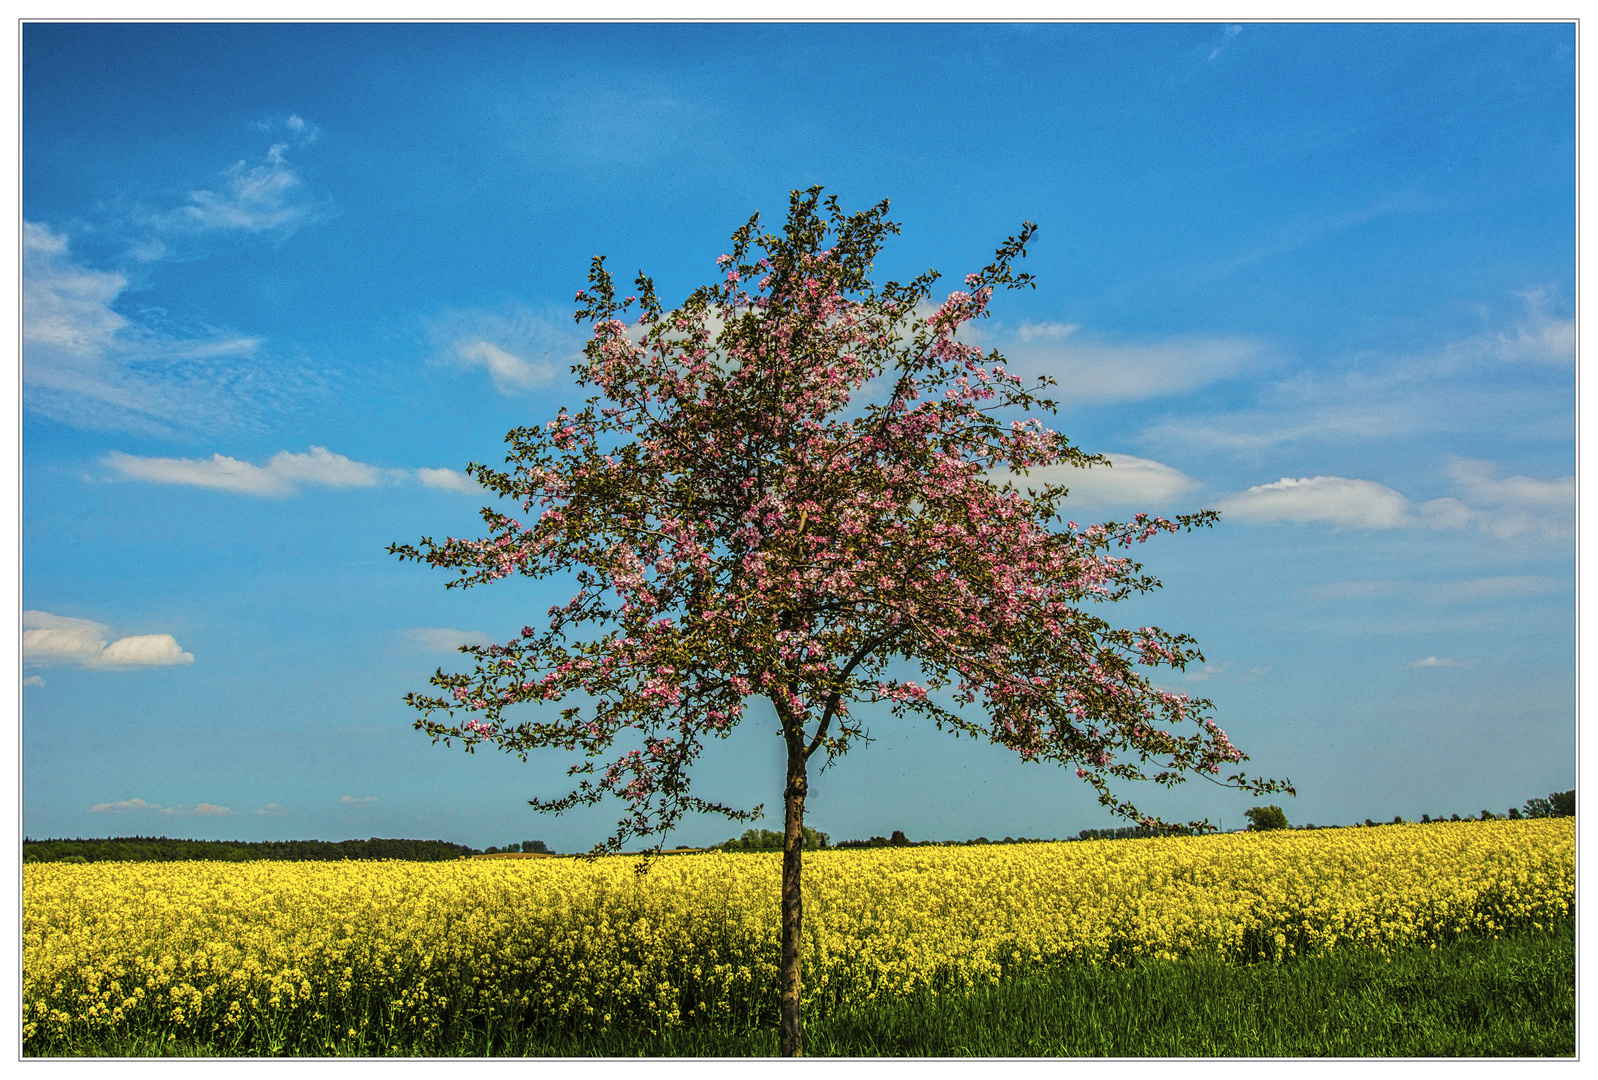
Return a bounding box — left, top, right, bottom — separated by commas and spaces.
23, 818, 1573, 1050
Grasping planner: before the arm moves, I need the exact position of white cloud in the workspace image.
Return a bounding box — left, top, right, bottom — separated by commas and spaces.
1216, 464, 1572, 539
415, 467, 485, 493
456, 340, 557, 392
427, 305, 580, 396
1406, 459, 1573, 541
23, 221, 127, 358
284, 114, 320, 143
1008, 332, 1262, 405
1440, 457, 1574, 540
23, 675, 45, 687
22, 220, 295, 435
254, 803, 290, 816
340, 795, 379, 805
991, 454, 1202, 510
90, 797, 155, 813
1016, 321, 1079, 342
1183, 663, 1228, 682
23, 610, 194, 669
103, 446, 384, 497
169, 143, 312, 234
156, 803, 233, 817
1141, 292, 1572, 456
404, 627, 494, 652
1407, 656, 1479, 670
1216, 475, 1413, 530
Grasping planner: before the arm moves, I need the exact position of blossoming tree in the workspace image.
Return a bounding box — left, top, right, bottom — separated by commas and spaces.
391, 187, 1291, 1055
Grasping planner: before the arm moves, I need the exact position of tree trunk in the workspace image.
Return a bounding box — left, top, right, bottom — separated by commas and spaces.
779, 723, 808, 1057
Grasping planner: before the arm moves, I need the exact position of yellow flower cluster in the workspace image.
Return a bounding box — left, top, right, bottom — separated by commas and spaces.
23, 818, 1572, 1050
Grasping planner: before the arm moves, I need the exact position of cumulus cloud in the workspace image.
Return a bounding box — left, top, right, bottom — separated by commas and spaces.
23, 610, 193, 669
254, 803, 290, 816
340, 795, 379, 805
990, 454, 1202, 510
1216, 475, 1413, 530
1216, 461, 1572, 540
91, 798, 155, 813
103, 446, 388, 497
404, 627, 495, 652
427, 305, 579, 395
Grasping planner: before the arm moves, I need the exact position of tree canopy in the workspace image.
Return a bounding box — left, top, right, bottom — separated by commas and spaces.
392, 187, 1289, 855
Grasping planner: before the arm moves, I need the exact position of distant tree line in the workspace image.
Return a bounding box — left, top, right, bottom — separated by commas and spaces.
1242, 790, 1575, 833
715, 827, 831, 852
481, 840, 551, 854
22, 835, 481, 864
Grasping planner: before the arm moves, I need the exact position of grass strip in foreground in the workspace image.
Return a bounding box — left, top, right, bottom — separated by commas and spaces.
41, 921, 1573, 1058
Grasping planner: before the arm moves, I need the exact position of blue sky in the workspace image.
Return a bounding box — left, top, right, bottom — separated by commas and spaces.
19, 22, 1575, 850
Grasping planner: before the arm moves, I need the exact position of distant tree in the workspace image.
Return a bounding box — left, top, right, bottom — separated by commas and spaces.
390, 187, 1290, 1056
1421, 813, 1431, 823
1450, 813, 1461, 822
1479, 810, 1496, 821
1507, 806, 1522, 820
890, 829, 910, 847
1392, 815, 1404, 825
1550, 790, 1575, 816
1245, 805, 1289, 831
524, 840, 550, 854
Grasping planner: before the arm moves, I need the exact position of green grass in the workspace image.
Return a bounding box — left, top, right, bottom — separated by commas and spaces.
37, 921, 1573, 1058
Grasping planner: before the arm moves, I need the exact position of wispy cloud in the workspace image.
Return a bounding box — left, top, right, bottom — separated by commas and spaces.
426, 305, 582, 395
157, 141, 317, 236
1205, 195, 1417, 279
1311, 576, 1566, 604
90, 797, 156, 813
1143, 292, 1573, 456
340, 795, 379, 805
1207, 23, 1243, 62
1407, 656, 1479, 670
1004, 329, 1264, 405
404, 627, 494, 652
991, 454, 1202, 511
1183, 663, 1228, 682
102, 447, 489, 499
23, 675, 45, 687
24, 610, 194, 669
87, 797, 235, 817
22, 220, 319, 435
253, 803, 290, 816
